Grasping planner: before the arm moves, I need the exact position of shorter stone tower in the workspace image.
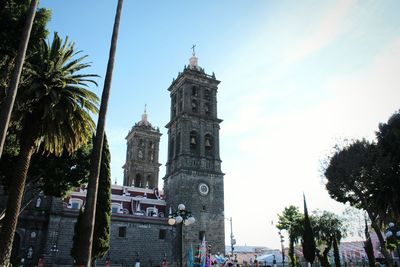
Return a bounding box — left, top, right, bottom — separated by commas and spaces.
123, 108, 162, 188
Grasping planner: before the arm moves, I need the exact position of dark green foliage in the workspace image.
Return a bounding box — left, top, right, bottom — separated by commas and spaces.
375, 110, 400, 221
302, 195, 316, 265
92, 134, 111, 260
325, 139, 377, 209
0, 0, 51, 99
0, 140, 92, 198
323, 110, 400, 267
71, 208, 85, 261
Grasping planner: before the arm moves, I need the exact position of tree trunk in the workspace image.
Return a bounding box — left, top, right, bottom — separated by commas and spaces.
333, 235, 341, 267
289, 238, 295, 267
364, 218, 376, 267
370, 221, 393, 267
316, 251, 324, 267
321, 245, 331, 267
0, 133, 36, 265
78, 0, 124, 266
0, 0, 38, 158
364, 237, 375, 267
353, 186, 393, 267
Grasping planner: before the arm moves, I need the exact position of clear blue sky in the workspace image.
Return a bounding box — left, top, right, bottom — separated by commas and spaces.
40, 0, 400, 249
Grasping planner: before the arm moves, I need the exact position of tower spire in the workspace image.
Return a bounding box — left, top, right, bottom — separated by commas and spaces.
189, 44, 199, 69
141, 104, 149, 125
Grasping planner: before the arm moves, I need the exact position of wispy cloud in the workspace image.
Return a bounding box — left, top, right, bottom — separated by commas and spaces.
221, 34, 400, 248
284, 0, 355, 65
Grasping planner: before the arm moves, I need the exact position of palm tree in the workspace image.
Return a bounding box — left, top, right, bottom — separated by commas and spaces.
0, 32, 99, 265
78, 0, 124, 265
313, 211, 345, 267
0, 0, 39, 158
277, 205, 304, 267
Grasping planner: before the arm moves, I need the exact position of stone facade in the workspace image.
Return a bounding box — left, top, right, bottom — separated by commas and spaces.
44, 206, 173, 267
164, 53, 225, 257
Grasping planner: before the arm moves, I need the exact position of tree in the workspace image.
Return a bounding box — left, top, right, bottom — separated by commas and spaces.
324, 140, 393, 266
0, 33, 99, 265
71, 208, 85, 264
0, 140, 92, 197
0, 0, 51, 158
313, 211, 345, 267
0, 140, 92, 224
375, 110, 400, 221
0, 0, 39, 157
342, 207, 375, 267
277, 205, 304, 267
92, 134, 111, 261
78, 0, 124, 265
302, 195, 316, 266
0, 0, 51, 95
72, 135, 111, 263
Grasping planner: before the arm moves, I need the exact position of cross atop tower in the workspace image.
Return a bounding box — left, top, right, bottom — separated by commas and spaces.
191, 44, 196, 56
189, 44, 198, 68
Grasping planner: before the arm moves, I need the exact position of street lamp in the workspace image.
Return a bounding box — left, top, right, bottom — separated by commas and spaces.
278, 231, 285, 267
168, 204, 195, 267
385, 222, 400, 260
225, 217, 236, 257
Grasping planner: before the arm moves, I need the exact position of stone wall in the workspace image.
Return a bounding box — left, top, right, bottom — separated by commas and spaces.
44, 210, 174, 267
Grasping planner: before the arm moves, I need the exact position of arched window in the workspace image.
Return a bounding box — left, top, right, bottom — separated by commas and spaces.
190, 131, 199, 155
147, 175, 153, 188
175, 132, 181, 156
191, 99, 198, 113
192, 86, 198, 96
169, 137, 175, 159
179, 100, 183, 112
204, 102, 211, 116
134, 174, 142, 187
205, 134, 213, 156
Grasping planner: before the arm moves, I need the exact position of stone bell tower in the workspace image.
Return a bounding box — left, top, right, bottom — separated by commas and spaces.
123, 108, 162, 189
164, 49, 225, 255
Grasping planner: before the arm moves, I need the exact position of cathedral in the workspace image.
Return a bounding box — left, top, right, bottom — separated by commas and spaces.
0, 52, 225, 267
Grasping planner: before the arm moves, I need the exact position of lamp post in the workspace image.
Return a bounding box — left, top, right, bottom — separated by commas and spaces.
168, 204, 195, 267
279, 231, 285, 267
225, 217, 236, 257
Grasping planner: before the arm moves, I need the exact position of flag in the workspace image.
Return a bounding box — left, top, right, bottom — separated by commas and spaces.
200, 235, 206, 267
188, 244, 194, 267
